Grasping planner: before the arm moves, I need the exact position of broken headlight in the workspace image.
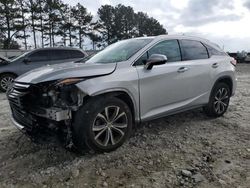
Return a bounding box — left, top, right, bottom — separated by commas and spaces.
37, 78, 86, 109
55, 78, 85, 86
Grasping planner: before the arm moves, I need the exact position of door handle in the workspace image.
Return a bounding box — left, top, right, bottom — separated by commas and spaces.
212, 63, 219, 68
177, 67, 189, 73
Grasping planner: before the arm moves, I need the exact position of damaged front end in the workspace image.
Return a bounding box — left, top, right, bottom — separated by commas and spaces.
7, 79, 86, 146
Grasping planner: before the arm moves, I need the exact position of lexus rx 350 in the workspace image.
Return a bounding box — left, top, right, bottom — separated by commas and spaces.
7, 35, 237, 153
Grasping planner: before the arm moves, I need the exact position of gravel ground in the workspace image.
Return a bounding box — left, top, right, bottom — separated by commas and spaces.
0, 64, 250, 188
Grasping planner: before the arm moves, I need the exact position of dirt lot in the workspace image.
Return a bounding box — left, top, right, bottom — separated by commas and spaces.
0, 64, 250, 188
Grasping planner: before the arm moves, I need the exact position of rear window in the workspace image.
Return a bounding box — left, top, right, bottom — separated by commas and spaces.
179, 40, 209, 60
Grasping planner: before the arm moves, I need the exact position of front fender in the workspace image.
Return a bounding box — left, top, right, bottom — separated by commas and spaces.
76, 67, 140, 121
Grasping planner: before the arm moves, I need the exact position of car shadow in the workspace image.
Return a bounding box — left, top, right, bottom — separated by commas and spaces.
0, 107, 215, 180
136, 108, 208, 134
1, 108, 207, 154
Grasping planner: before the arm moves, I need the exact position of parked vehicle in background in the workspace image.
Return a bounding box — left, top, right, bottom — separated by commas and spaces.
7, 35, 236, 153
244, 53, 250, 63
0, 48, 87, 92
228, 52, 238, 62
227, 52, 244, 64
0, 55, 11, 64
0, 49, 29, 59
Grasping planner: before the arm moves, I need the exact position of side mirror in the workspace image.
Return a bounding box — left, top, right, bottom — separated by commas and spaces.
23, 57, 31, 64
144, 54, 167, 70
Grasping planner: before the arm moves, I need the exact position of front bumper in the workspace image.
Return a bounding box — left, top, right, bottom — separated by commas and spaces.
7, 81, 73, 132
9, 106, 71, 132
10, 114, 25, 130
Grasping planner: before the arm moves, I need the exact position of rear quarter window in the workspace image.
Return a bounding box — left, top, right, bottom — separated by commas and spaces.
204, 44, 226, 56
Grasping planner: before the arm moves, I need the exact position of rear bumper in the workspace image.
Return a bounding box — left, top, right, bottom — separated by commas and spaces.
231, 74, 237, 96
232, 78, 237, 96
10, 114, 25, 130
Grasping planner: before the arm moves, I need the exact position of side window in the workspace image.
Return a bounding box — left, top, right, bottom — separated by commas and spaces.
29, 51, 49, 62
148, 40, 181, 62
204, 44, 225, 56
50, 50, 71, 60
135, 40, 181, 65
70, 50, 86, 58
179, 40, 209, 60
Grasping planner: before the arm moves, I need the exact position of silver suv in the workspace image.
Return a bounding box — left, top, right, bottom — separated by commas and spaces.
7, 35, 236, 153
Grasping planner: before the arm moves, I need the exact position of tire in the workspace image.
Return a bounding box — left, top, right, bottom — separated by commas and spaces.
72, 96, 133, 153
203, 82, 231, 117
0, 73, 16, 92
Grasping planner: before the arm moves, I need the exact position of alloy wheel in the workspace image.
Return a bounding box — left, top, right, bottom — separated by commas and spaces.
213, 87, 229, 114
92, 106, 128, 147
1, 76, 14, 91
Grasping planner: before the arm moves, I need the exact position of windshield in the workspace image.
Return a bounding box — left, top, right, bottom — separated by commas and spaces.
85, 38, 153, 64
10, 51, 30, 62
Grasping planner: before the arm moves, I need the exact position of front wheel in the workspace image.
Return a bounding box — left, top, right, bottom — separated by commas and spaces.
0, 74, 16, 92
72, 96, 133, 153
203, 82, 231, 117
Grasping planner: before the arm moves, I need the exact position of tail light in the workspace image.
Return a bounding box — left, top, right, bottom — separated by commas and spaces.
230, 58, 237, 66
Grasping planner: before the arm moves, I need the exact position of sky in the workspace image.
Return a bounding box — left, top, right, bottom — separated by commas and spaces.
63, 0, 250, 52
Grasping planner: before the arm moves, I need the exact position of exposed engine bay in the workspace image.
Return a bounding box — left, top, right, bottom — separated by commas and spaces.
26, 82, 84, 121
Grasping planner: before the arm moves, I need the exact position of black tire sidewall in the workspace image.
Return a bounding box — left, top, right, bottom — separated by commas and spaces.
72, 96, 133, 153
207, 82, 230, 117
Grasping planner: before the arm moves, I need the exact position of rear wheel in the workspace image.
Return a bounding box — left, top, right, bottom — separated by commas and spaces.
203, 82, 231, 117
72, 96, 133, 153
0, 74, 16, 92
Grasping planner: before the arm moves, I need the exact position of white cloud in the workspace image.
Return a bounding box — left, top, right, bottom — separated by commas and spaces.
244, 0, 250, 9
63, 0, 250, 51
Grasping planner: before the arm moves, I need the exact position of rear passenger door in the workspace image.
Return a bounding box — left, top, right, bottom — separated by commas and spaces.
177, 39, 212, 104
49, 49, 72, 65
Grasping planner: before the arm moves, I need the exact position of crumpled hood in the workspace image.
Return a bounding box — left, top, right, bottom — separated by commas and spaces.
16, 62, 117, 84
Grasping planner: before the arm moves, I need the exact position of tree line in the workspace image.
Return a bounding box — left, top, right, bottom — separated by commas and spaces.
0, 0, 167, 50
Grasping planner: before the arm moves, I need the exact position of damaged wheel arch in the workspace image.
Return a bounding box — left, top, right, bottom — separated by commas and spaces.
83, 90, 138, 124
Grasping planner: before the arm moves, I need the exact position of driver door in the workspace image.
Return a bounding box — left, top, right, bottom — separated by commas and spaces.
22, 50, 51, 73
136, 39, 205, 121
